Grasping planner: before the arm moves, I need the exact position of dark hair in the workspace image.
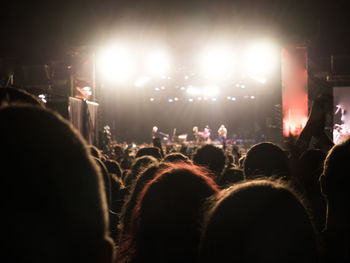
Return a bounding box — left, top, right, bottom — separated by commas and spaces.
135, 147, 162, 161
0, 104, 113, 263
117, 163, 169, 245
322, 137, 350, 204
199, 179, 319, 263
192, 144, 226, 179
116, 162, 220, 263
0, 87, 45, 107
243, 142, 289, 178
163, 152, 192, 164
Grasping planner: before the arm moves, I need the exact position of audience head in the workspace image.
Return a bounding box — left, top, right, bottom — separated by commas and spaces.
0, 104, 114, 263
104, 159, 122, 179
135, 146, 162, 161
320, 137, 350, 222
116, 162, 220, 263
163, 152, 192, 164
192, 144, 226, 180
199, 179, 319, 263
90, 145, 103, 160
218, 167, 245, 188
117, 163, 169, 244
0, 86, 45, 107
243, 142, 289, 179
123, 155, 159, 189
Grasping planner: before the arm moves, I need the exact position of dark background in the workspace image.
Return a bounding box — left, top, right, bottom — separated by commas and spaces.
1, 0, 349, 62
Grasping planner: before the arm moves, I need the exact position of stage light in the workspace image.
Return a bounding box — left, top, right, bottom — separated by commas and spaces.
98, 45, 133, 82
160, 86, 166, 90
197, 97, 202, 101
250, 95, 255, 99
168, 98, 173, 103
240, 84, 246, 89
135, 76, 150, 87
200, 46, 235, 77
248, 74, 267, 84
211, 98, 217, 102
227, 96, 231, 100
188, 98, 194, 102
202, 85, 219, 97
186, 86, 201, 96
184, 75, 189, 80
154, 87, 160, 91
244, 42, 278, 77
147, 50, 170, 76
149, 97, 155, 102
186, 85, 219, 97
231, 97, 236, 101
38, 94, 47, 103
82, 87, 92, 96
174, 97, 179, 101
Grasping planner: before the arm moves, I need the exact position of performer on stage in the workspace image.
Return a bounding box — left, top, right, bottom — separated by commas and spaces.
218, 124, 227, 142
152, 126, 159, 139
218, 124, 227, 149
203, 125, 211, 143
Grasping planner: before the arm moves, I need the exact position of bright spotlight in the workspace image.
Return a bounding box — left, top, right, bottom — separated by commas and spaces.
147, 50, 170, 76
186, 86, 201, 96
200, 46, 234, 77
98, 46, 133, 82
202, 86, 219, 97
244, 42, 278, 77
135, 76, 150, 87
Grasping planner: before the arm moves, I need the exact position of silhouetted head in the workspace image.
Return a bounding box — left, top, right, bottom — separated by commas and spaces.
199, 179, 319, 263
218, 167, 245, 188
90, 145, 103, 159
0, 87, 45, 107
104, 159, 122, 179
123, 155, 159, 189
163, 152, 192, 164
193, 144, 226, 180
244, 142, 289, 179
0, 104, 114, 263
135, 146, 162, 161
116, 162, 219, 263
320, 137, 350, 220
117, 163, 170, 244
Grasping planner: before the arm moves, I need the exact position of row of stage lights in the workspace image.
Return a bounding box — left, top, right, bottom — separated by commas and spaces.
152, 83, 250, 98
149, 95, 256, 103
97, 41, 279, 85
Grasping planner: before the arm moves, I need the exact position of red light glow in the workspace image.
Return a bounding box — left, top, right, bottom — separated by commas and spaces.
281, 47, 308, 137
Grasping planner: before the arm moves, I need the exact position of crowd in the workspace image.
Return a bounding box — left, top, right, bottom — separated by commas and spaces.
1, 87, 349, 263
